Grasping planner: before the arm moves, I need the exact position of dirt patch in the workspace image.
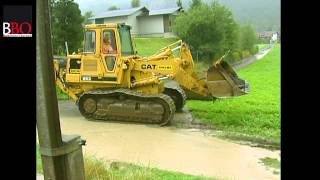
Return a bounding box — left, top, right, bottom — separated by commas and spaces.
171, 107, 213, 129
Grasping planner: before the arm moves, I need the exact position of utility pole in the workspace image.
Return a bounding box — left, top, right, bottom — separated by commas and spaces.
36, 0, 85, 179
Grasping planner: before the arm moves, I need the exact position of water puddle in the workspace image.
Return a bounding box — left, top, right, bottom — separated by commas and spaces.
58, 100, 280, 180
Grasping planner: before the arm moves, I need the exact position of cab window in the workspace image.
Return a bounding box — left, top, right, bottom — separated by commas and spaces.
102, 30, 117, 54
119, 26, 134, 56
84, 31, 95, 53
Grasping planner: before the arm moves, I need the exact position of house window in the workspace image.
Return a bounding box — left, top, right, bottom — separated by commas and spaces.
95, 18, 104, 24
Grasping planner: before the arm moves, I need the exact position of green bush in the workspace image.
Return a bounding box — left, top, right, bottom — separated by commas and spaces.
242, 50, 251, 58
172, 0, 261, 64
239, 25, 257, 53
250, 45, 259, 55
257, 38, 270, 44
173, 1, 239, 62
232, 51, 242, 61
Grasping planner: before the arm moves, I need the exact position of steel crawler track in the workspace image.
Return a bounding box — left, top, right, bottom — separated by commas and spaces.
77, 88, 176, 126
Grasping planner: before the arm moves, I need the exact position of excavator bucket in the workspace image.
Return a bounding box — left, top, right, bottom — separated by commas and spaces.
206, 59, 249, 98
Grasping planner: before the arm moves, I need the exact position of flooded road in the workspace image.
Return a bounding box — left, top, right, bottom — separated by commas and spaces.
58, 100, 280, 180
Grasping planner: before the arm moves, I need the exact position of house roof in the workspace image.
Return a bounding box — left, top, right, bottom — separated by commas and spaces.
90, 6, 182, 19
258, 31, 276, 36
149, 7, 181, 16
90, 6, 147, 19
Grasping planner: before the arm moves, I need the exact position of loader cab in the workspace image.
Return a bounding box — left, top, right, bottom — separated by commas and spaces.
69, 24, 134, 85
83, 24, 134, 54
98, 24, 135, 74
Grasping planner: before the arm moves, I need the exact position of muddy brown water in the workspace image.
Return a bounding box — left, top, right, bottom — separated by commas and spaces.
57, 100, 280, 180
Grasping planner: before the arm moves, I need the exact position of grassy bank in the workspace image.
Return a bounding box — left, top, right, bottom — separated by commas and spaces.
187, 44, 280, 144
259, 157, 281, 175
85, 157, 215, 180
56, 87, 69, 100
133, 37, 179, 56
37, 144, 215, 179
257, 44, 270, 50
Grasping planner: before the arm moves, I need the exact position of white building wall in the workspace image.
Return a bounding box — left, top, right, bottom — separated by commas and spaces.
137, 15, 164, 35
100, 11, 145, 35
103, 16, 128, 25
127, 11, 145, 35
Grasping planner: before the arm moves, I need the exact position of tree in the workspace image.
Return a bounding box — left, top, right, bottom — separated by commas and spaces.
131, 0, 140, 8
51, 0, 84, 55
190, 0, 202, 9
108, 5, 119, 11
173, 1, 239, 61
83, 11, 93, 25
176, 0, 182, 8
239, 24, 257, 54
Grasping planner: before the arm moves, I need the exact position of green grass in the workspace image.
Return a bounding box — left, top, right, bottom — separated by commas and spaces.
134, 37, 179, 57
259, 157, 280, 169
37, 144, 216, 179
56, 87, 69, 100
257, 44, 270, 50
36, 144, 43, 174
187, 44, 280, 144
102, 160, 216, 180
259, 157, 280, 175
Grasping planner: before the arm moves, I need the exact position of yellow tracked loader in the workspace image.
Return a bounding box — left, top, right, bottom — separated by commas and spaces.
54, 23, 249, 125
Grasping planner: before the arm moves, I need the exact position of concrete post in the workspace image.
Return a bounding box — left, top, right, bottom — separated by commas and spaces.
36, 0, 85, 179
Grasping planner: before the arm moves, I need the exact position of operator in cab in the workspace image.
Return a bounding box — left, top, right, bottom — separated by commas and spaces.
102, 36, 114, 54
102, 31, 117, 71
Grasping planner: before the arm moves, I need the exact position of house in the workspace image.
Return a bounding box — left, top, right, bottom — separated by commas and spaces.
257, 31, 277, 39
89, 6, 183, 37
